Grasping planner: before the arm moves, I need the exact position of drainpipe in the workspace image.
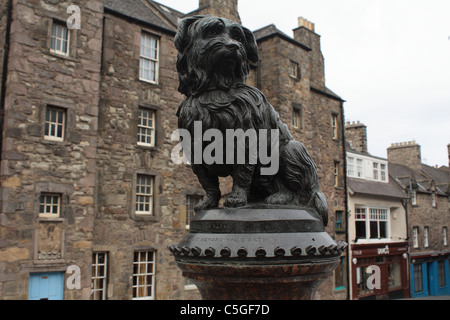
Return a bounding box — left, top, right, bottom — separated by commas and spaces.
1, 0, 13, 155
340, 101, 351, 300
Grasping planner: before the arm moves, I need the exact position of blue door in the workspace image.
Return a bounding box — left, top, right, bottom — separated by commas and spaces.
29, 272, 64, 300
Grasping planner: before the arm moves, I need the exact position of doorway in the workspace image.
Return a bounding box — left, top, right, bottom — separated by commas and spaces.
28, 272, 64, 300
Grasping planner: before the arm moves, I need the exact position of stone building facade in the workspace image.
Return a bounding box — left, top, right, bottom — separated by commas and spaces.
345, 122, 409, 300
0, 0, 347, 300
387, 141, 450, 298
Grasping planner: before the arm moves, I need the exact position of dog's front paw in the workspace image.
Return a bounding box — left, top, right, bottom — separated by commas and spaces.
265, 192, 294, 205
195, 197, 219, 212
224, 193, 247, 208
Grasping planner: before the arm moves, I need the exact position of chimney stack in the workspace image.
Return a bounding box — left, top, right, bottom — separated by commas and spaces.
387, 141, 422, 172
196, 0, 241, 24
345, 121, 368, 154
297, 17, 315, 32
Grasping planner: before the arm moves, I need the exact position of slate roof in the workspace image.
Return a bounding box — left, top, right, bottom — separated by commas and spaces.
389, 162, 449, 196
104, 0, 178, 34
347, 177, 406, 199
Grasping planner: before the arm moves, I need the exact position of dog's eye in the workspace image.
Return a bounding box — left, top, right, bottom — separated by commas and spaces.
205, 28, 221, 37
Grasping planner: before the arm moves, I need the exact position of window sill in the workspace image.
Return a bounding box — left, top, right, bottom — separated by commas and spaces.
37, 217, 65, 223
46, 50, 77, 62
132, 215, 159, 222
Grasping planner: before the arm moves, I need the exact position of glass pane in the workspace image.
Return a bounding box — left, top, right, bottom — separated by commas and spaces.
370, 221, 378, 239
356, 221, 366, 239
388, 263, 402, 289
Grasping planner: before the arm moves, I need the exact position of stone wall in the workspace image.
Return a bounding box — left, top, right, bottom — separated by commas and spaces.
96, 12, 202, 300
253, 25, 347, 300
0, 0, 104, 300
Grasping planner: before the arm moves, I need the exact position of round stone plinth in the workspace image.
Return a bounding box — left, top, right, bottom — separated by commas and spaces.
168, 205, 347, 300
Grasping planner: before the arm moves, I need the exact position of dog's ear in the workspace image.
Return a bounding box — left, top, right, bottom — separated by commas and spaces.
242, 26, 258, 63
175, 16, 204, 53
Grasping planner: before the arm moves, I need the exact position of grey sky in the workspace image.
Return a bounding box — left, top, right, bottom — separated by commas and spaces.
159, 0, 450, 167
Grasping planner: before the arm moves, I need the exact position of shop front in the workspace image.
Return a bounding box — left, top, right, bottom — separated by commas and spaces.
410, 252, 450, 298
351, 242, 409, 300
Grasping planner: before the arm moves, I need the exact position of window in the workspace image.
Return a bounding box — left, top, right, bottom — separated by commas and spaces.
44, 107, 66, 141
411, 190, 417, 206
135, 175, 154, 215
91, 253, 108, 300
443, 227, 448, 246
424, 227, 429, 248
331, 114, 339, 139
39, 193, 61, 218
355, 207, 389, 240
369, 208, 388, 239
140, 33, 159, 83
133, 251, 155, 300
431, 193, 436, 207
388, 263, 402, 289
373, 163, 379, 180
292, 109, 301, 129
380, 164, 387, 181
413, 227, 419, 248
413, 264, 423, 292
50, 21, 70, 56
334, 257, 346, 291
289, 60, 299, 79
334, 162, 340, 187
186, 195, 203, 229
438, 261, 446, 287
355, 208, 367, 239
137, 108, 156, 147
347, 157, 355, 177
335, 211, 344, 233
356, 159, 363, 178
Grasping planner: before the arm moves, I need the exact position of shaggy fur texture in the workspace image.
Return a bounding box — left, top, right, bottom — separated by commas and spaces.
175, 16, 328, 226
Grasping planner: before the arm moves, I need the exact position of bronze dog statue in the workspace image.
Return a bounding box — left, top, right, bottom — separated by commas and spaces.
175, 16, 328, 226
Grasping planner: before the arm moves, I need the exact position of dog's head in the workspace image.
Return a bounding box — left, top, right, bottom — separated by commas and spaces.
175, 16, 258, 96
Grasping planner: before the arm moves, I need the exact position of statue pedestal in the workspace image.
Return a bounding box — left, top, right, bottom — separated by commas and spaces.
169, 205, 347, 300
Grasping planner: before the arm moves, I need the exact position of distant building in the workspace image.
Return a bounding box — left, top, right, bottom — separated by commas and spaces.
345, 122, 409, 300
0, 0, 347, 300
388, 141, 450, 298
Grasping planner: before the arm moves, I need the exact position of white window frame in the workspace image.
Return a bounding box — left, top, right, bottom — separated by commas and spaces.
373, 162, 379, 180
355, 206, 390, 241
292, 108, 301, 129
369, 208, 389, 239
443, 227, 448, 247
331, 114, 339, 139
442, 227, 448, 247
424, 227, 429, 248
139, 33, 159, 84
137, 108, 156, 147
44, 106, 66, 142
380, 163, 387, 181
411, 190, 417, 206
347, 157, 355, 177
431, 193, 437, 208
132, 251, 155, 300
39, 193, 62, 218
413, 227, 419, 248
50, 21, 70, 56
356, 159, 363, 178
135, 175, 154, 215
91, 252, 108, 300
334, 161, 339, 187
